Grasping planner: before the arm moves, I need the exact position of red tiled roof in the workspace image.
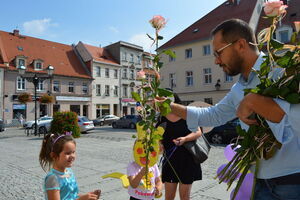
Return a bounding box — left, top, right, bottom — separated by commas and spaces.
83, 43, 119, 65
159, 0, 257, 50
0, 30, 91, 79
256, 0, 300, 34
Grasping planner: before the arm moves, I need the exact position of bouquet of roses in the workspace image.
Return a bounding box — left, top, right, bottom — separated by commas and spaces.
217, 1, 300, 199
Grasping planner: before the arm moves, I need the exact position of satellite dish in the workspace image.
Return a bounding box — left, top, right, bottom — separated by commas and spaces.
188, 101, 213, 133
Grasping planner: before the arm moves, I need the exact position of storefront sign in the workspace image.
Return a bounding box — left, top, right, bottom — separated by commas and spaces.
13, 104, 26, 109
56, 96, 91, 102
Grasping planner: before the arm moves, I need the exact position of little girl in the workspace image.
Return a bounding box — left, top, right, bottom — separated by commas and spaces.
127, 162, 162, 200
39, 133, 100, 200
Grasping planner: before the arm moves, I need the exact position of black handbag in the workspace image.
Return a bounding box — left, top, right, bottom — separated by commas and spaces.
183, 135, 211, 163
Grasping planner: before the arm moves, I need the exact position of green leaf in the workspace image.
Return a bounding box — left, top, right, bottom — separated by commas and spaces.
262, 87, 280, 97
162, 50, 176, 58
285, 93, 300, 104
146, 33, 154, 41
270, 39, 284, 49
131, 92, 141, 102
279, 86, 290, 98
157, 88, 174, 97
290, 32, 297, 44
157, 35, 163, 40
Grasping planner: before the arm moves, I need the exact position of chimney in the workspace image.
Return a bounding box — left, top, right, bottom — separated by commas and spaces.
13, 29, 20, 36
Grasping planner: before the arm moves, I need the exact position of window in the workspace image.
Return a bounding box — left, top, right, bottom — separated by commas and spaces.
130, 69, 134, 79
96, 84, 101, 96
37, 80, 44, 91
130, 87, 134, 97
204, 98, 213, 105
169, 73, 176, 88
130, 54, 134, 63
137, 55, 141, 64
203, 68, 212, 84
95, 66, 101, 77
114, 69, 118, 78
53, 81, 60, 92
169, 51, 176, 62
279, 30, 289, 43
82, 83, 88, 94
225, 73, 233, 82
68, 82, 74, 93
17, 77, 25, 90
114, 86, 118, 96
123, 85, 128, 97
203, 45, 211, 55
122, 69, 128, 79
35, 62, 42, 70
105, 68, 110, 78
122, 52, 127, 61
186, 71, 193, 86
18, 59, 25, 67
185, 49, 192, 59
105, 85, 110, 96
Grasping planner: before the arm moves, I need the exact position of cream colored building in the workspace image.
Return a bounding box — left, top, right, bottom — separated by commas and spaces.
158, 0, 264, 105
75, 42, 121, 119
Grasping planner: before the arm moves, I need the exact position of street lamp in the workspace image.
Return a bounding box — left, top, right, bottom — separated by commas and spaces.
18, 65, 54, 136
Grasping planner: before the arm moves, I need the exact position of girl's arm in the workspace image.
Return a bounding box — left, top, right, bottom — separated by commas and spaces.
46, 190, 60, 200
173, 127, 202, 146
128, 167, 147, 188
154, 176, 163, 196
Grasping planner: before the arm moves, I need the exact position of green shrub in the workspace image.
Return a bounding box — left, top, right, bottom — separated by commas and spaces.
50, 111, 80, 138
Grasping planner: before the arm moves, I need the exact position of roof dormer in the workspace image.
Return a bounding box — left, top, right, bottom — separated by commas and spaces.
15, 55, 28, 68
33, 59, 44, 70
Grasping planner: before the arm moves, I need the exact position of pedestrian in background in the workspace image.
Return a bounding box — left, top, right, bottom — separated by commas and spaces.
157, 92, 202, 200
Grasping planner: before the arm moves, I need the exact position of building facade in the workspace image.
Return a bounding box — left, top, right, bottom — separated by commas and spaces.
0, 30, 93, 123
105, 41, 143, 116
158, 0, 264, 105
75, 42, 121, 119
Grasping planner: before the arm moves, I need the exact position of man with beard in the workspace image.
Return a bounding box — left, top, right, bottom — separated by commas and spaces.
157, 18, 300, 199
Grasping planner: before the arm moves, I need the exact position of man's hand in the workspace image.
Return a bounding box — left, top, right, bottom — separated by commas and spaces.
237, 94, 258, 125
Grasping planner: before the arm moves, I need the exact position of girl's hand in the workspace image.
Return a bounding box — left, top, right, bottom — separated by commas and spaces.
78, 192, 99, 200
154, 186, 162, 198
173, 137, 186, 146
92, 190, 101, 199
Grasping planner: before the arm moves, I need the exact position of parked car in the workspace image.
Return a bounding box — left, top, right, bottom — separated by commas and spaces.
23, 116, 53, 129
93, 115, 120, 126
112, 115, 142, 129
0, 118, 5, 132
78, 116, 94, 133
37, 120, 52, 135
205, 118, 240, 144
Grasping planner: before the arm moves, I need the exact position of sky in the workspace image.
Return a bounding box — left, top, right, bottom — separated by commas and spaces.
0, 0, 225, 52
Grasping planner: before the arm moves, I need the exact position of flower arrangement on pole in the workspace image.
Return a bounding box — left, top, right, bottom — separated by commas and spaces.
131, 15, 175, 183
217, 1, 300, 200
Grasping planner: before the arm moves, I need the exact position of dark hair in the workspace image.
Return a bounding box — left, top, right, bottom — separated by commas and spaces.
39, 133, 76, 172
211, 18, 257, 50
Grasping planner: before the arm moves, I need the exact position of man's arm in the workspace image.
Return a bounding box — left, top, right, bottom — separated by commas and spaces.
237, 93, 285, 125
170, 102, 188, 120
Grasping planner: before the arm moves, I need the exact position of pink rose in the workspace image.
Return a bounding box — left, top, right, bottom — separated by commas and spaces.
149, 15, 167, 32
137, 70, 146, 79
264, 1, 287, 17
294, 21, 300, 33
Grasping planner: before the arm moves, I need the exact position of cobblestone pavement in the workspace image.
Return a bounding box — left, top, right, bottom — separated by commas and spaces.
0, 127, 231, 200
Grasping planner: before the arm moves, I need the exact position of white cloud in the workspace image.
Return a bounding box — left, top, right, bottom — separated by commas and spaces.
23, 18, 57, 36
108, 26, 119, 34
128, 33, 156, 53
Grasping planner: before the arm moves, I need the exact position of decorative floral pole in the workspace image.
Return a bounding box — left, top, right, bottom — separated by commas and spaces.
217, 1, 300, 200
131, 15, 175, 181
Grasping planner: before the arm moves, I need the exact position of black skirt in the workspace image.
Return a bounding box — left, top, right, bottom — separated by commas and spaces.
162, 145, 202, 184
